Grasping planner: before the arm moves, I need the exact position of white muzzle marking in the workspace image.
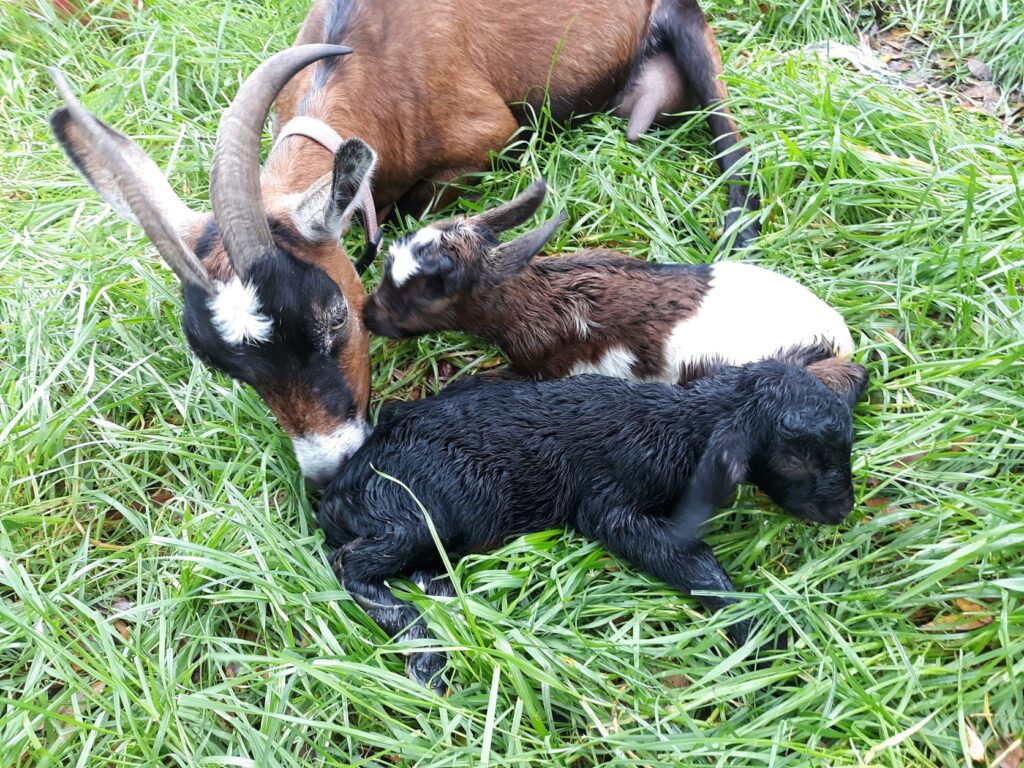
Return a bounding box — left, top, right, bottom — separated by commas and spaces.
291, 419, 372, 486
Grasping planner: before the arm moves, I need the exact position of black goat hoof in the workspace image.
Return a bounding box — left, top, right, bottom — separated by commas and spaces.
406, 651, 449, 697
723, 206, 761, 252
749, 627, 791, 671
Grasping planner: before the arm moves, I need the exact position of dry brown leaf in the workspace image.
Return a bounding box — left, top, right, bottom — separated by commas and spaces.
962, 84, 999, 103
922, 613, 992, 631
435, 361, 456, 383
996, 739, 1024, 768
664, 674, 690, 689
967, 58, 993, 81
864, 497, 891, 508
955, 598, 987, 613
113, 620, 131, 642
999, 741, 1024, 765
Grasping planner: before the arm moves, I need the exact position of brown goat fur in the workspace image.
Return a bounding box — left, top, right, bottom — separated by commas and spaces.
271, 0, 756, 236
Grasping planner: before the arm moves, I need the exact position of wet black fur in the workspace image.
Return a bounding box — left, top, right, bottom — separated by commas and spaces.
319, 359, 862, 692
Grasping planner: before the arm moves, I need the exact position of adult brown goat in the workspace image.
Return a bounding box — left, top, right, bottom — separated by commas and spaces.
51, 0, 756, 485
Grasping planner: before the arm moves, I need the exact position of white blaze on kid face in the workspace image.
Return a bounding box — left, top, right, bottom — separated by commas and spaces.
661, 261, 854, 382
208, 277, 274, 345
388, 226, 443, 287
291, 418, 372, 486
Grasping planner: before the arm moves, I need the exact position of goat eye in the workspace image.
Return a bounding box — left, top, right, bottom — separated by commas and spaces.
330, 316, 347, 335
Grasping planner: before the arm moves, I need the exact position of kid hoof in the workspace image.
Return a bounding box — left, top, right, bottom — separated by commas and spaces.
406, 651, 448, 697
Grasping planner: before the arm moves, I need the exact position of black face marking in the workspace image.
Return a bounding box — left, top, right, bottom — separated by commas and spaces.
193, 217, 220, 261
746, 367, 857, 525
182, 240, 359, 429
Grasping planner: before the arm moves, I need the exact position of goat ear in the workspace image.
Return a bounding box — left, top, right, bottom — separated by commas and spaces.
468, 179, 547, 233
291, 137, 377, 243
483, 212, 567, 284
806, 359, 869, 408
50, 107, 203, 240
50, 71, 211, 290
672, 423, 751, 541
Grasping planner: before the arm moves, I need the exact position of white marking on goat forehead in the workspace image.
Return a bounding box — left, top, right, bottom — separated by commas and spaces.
291, 419, 371, 486
208, 277, 273, 346
571, 346, 638, 379
658, 262, 854, 382
388, 226, 442, 287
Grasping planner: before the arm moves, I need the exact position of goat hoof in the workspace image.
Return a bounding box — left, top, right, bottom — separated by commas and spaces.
406, 651, 449, 696
723, 208, 761, 253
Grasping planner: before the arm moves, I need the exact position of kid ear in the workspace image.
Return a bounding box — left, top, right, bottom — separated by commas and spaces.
806, 359, 869, 408
467, 179, 547, 233
482, 212, 568, 285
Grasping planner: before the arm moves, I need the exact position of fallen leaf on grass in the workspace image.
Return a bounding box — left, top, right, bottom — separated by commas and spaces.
954, 598, 988, 614
962, 84, 1000, 104
921, 612, 993, 631
967, 58, 993, 81
663, 674, 690, 689
113, 620, 131, 642
966, 723, 985, 762
996, 739, 1024, 768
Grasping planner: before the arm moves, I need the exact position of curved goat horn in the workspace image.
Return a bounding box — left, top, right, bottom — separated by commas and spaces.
210, 44, 352, 277
51, 69, 214, 291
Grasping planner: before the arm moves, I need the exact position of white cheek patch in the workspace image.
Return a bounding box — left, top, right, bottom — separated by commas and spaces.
661, 262, 854, 382
291, 419, 371, 486
571, 346, 638, 379
388, 227, 442, 287
208, 277, 274, 346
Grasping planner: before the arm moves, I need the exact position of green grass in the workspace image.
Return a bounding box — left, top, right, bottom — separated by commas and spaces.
2, 0, 1023, 765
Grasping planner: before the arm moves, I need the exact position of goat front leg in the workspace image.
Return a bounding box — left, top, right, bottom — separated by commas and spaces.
575, 504, 752, 647
330, 537, 450, 695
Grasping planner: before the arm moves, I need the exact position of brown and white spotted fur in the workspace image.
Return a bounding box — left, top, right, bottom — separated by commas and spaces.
365, 182, 860, 399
